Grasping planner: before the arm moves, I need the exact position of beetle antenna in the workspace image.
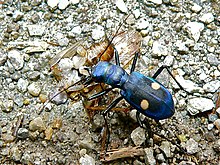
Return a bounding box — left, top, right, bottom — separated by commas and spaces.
98, 13, 132, 62
38, 77, 88, 115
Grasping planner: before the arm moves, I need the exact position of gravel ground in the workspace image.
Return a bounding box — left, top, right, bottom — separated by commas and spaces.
0, 0, 220, 164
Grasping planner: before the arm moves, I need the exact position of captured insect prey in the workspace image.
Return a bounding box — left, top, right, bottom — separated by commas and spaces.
40, 14, 189, 162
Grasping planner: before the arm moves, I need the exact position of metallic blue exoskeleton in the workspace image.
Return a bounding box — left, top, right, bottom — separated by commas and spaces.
91, 58, 175, 121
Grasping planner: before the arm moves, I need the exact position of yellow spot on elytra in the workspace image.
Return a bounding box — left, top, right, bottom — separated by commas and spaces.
140, 99, 149, 110
151, 82, 160, 90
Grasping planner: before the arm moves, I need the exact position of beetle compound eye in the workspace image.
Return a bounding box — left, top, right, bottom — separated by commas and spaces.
151, 82, 160, 90
140, 99, 149, 110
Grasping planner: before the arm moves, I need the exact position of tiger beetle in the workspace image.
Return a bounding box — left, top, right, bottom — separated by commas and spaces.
84, 46, 187, 153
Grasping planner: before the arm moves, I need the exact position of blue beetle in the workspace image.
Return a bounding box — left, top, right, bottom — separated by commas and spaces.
88, 49, 183, 121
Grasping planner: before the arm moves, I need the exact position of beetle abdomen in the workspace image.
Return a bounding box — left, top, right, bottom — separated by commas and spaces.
121, 72, 174, 120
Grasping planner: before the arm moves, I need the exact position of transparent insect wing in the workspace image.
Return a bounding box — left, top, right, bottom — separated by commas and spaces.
112, 30, 142, 67
49, 41, 84, 68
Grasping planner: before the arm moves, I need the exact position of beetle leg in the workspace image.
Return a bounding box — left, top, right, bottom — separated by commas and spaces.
130, 52, 139, 73
113, 46, 120, 66
87, 87, 114, 100
102, 96, 124, 152
152, 65, 186, 92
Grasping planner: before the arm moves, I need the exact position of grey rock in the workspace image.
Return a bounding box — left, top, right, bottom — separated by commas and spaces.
29, 117, 46, 132
131, 127, 146, 146
17, 128, 29, 139
27, 82, 41, 96
7, 50, 24, 70
186, 138, 199, 154
187, 97, 215, 115
144, 148, 156, 165
28, 71, 40, 81
13, 10, 24, 22
31, 13, 40, 23
1, 99, 14, 113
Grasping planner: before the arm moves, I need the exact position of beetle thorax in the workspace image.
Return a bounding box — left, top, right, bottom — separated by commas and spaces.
92, 61, 128, 88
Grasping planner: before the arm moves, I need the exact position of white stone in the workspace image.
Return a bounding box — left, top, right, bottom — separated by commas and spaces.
27, 25, 46, 36
115, 0, 128, 13
17, 78, 29, 93
71, 26, 82, 34
28, 82, 41, 97
131, 127, 146, 146
152, 41, 168, 56
70, 0, 79, 5
187, 97, 215, 115
183, 22, 204, 42
136, 18, 149, 30
58, 0, 70, 10
133, 9, 141, 19
199, 13, 214, 24
147, 0, 162, 5
191, 3, 202, 13
7, 50, 24, 70
58, 58, 74, 71
47, 0, 59, 8
203, 80, 220, 93
163, 55, 174, 66
79, 154, 95, 165
91, 25, 105, 40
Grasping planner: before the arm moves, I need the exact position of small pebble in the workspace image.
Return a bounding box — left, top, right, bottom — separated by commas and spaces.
185, 138, 199, 154
79, 154, 95, 165
214, 119, 220, 130
47, 0, 59, 8
136, 18, 149, 30
208, 114, 218, 122
92, 25, 105, 40
191, 3, 202, 13
52, 118, 62, 129
17, 128, 29, 139
58, 0, 70, 10
152, 41, 168, 56
27, 82, 41, 96
115, 0, 128, 13
213, 139, 220, 153
11, 147, 22, 162
7, 50, 24, 70
29, 117, 46, 132
17, 78, 29, 93
131, 127, 146, 146
216, 107, 220, 116
207, 124, 214, 130
156, 153, 165, 163
44, 127, 53, 140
